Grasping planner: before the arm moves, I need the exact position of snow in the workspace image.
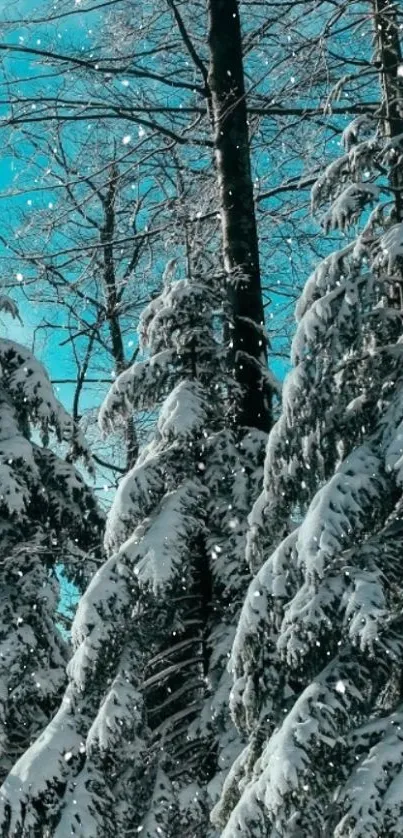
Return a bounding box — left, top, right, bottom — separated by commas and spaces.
291, 285, 345, 364
0, 327, 101, 834
0, 295, 22, 323
0, 340, 91, 461
341, 115, 376, 151
335, 710, 403, 838
296, 244, 354, 320
52, 766, 111, 838
157, 379, 210, 440
0, 692, 82, 829
98, 350, 175, 432
348, 138, 379, 178
71, 552, 128, 652
137, 769, 175, 838
122, 479, 205, 593
352, 203, 385, 261
311, 155, 350, 211
86, 672, 143, 754
221, 658, 365, 837
295, 445, 384, 579
374, 222, 403, 274
232, 529, 298, 680
104, 452, 164, 554
322, 182, 380, 232
342, 567, 386, 651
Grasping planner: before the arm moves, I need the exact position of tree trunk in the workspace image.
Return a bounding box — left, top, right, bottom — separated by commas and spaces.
373, 0, 403, 222
207, 0, 272, 432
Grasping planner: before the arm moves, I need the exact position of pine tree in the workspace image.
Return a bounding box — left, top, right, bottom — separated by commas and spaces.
213, 3, 403, 836
0, 297, 102, 790
0, 260, 270, 836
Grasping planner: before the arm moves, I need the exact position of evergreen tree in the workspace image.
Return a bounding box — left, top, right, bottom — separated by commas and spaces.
0, 297, 102, 789
214, 3, 403, 836
0, 261, 270, 836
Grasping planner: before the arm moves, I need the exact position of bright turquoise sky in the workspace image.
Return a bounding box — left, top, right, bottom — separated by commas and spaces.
0, 0, 96, 408
0, 0, 299, 401
0, 0, 360, 409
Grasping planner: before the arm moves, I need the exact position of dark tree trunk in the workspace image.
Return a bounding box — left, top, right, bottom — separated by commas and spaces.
373, 0, 403, 314
207, 0, 272, 432
373, 0, 403, 222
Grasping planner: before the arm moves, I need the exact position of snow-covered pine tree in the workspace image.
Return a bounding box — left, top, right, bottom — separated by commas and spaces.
213, 3, 403, 836
0, 259, 269, 836
0, 298, 102, 787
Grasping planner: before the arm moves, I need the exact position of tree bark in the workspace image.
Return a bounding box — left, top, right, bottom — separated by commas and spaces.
207, 0, 272, 432
373, 0, 403, 222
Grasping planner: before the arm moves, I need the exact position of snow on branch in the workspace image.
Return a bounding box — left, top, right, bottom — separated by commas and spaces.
0, 296, 22, 324
104, 451, 166, 555
221, 657, 366, 838
0, 340, 91, 461
121, 479, 206, 594
348, 138, 380, 179
295, 444, 385, 580
381, 382, 403, 484
321, 183, 380, 232
277, 445, 387, 664
98, 350, 175, 434
157, 379, 211, 441
342, 561, 386, 653
295, 243, 355, 320
86, 670, 144, 755
0, 690, 115, 838
231, 530, 298, 679
292, 284, 347, 365
69, 553, 130, 687
342, 115, 376, 152
311, 155, 350, 211
352, 202, 386, 262
373, 222, 403, 274
0, 694, 84, 835
0, 428, 35, 516
230, 530, 298, 731
52, 764, 114, 838
137, 768, 176, 838
140, 276, 218, 356
335, 709, 403, 838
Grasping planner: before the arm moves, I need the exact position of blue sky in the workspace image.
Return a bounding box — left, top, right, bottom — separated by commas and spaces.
0, 0, 79, 392
0, 0, 357, 411
0, 0, 292, 395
